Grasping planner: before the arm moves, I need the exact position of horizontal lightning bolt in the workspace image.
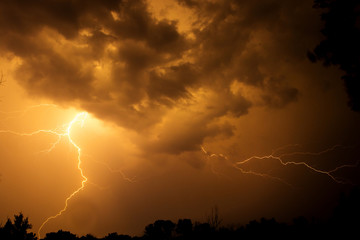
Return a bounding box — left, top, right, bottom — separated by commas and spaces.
201, 144, 358, 186
201, 146, 292, 186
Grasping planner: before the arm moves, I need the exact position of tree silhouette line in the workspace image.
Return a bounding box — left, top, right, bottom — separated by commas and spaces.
1, 187, 359, 240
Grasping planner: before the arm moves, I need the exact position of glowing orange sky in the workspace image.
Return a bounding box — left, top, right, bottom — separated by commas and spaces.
0, 0, 359, 238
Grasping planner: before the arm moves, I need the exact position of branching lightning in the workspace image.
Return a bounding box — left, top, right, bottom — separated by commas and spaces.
202, 144, 359, 186
36, 112, 88, 239
201, 146, 292, 186
2, 103, 358, 238
89, 158, 136, 183
0, 110, 88, 239
0, 106, 136, 238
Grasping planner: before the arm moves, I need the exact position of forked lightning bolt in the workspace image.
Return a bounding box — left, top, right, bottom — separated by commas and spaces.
201, 146, 292, 186
202, 145, 358, 186
1, 106, 136, 238
0, 111, 88, 239
36, 112, 88, 239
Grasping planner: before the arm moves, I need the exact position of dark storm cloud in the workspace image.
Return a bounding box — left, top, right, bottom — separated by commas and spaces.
308, 0, 360, 112
147, 63, 199, 104
181, 0, 306, 107
0, 0, 318, 155
0, 0, 119, 43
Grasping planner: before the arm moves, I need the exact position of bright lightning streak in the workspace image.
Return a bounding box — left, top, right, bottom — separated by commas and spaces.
1, 106, 134, 238
201, 147, 292, 186
0, 111, 90, 238
202, 145, 358, 186
36, 112, 88, 239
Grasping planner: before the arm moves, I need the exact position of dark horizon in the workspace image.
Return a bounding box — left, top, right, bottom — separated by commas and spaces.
0, 0, 359, 238
2, 186, 360, 239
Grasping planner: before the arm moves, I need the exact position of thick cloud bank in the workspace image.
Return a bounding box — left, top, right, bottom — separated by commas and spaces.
0, 0, 323, 154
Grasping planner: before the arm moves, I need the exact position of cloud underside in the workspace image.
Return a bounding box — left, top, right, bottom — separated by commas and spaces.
0, 0, 311, 155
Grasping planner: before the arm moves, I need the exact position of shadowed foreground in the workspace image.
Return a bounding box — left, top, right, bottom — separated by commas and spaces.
1, 187, 359, 240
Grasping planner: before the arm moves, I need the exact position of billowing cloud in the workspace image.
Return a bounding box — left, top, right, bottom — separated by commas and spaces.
0, 0, 323, 156
2, 0, 360, 237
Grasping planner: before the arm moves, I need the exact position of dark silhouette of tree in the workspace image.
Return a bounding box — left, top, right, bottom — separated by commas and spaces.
104, 232, 132, 240
43, 230, 78, 240
308, 0, 360, 111
244, 218, 282, 239
2, 188, 360, 240
144, 220, 175, 240
0, 212, 36, 240
330, 187, 360, 238
175, 219, 192, 239
79, 234, 99, 240
193, 222, 213, 240
206, 206, 222, 230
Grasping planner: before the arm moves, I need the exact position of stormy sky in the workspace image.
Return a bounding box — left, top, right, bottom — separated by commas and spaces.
0, 0, 359, 238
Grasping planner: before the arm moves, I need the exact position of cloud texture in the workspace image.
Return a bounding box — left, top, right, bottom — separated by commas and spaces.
0, 0, 315, 155
2, 0, 360, 237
